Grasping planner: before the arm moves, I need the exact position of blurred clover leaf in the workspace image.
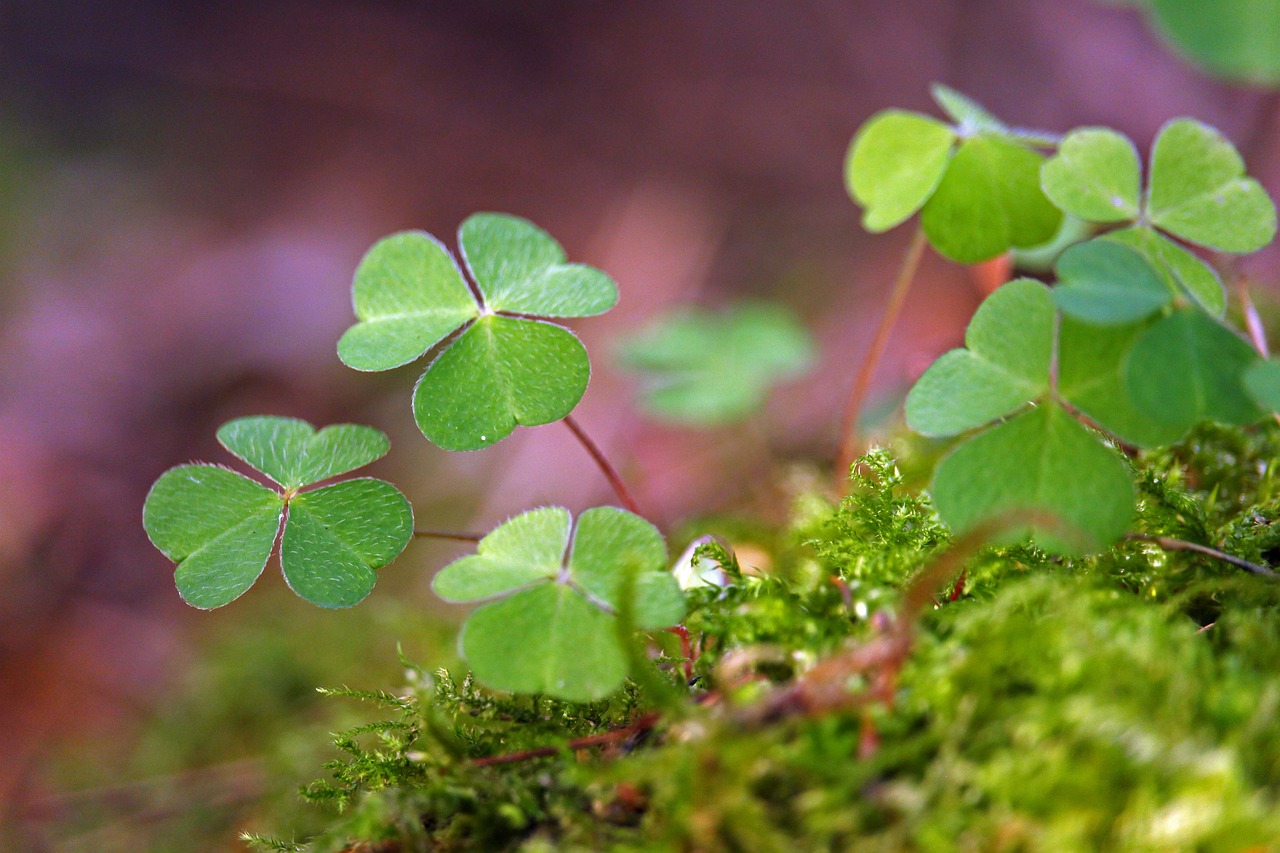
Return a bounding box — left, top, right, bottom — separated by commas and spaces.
1043, 120, 1276, 266
1141, 0, 1280, 86
845, 84, 1062, 263
1050, 238, 1171, 325
337, 213, 618, 451
432, 506, 685, 701
905, 279, 1133, 552
616, 302, 815, 426
143, 416, 413, 609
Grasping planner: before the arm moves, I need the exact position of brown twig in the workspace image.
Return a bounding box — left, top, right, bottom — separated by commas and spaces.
835, 228, 928, 481
1125, 533, 1278, 578
472, 712, 661, 767
562, 414, 642, 515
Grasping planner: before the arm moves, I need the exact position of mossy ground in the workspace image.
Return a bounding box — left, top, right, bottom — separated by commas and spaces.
228, 422, 1280, 852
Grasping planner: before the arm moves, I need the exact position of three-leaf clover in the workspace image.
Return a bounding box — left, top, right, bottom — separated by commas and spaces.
615, 302, 816, 426
905, 279, 1134, 552
338, 213, 618, 451
1042, 119, 1277, 313
432, 506, 685, 701
845, 84, 1063, 263
143, 416, 413, 609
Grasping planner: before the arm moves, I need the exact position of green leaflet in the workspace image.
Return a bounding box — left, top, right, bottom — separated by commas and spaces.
432, 506, 685, 701
846, 87, 1061, 262
1147, 119, 1277, 253
1124, 308, 1265, 434
905, 279, 1054, 437
1041, 119, 1276, 254
1244, 358, 1280, 413
931, 403, 1134, 554
143, 418, 413, 609
1051, 239, 1171, 325
1040, 127, 1142, 222
339, 214, 618, 450
216, 416, 390, 490
1102, 226, 1226, 317
616, 302, 815, 426
1145, 0, 1280, 86
412, 316, 590, 451
1057, 317, 1186, 449
845, 110, 957, 233
920, 135, 1062, 264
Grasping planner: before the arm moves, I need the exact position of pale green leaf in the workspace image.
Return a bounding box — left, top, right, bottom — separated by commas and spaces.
1058, 316, 1186, 448
1146, 119, 1277, 252
459, 583, 627, 701
616, 302, 815, 426
930, 84, 1005, 135
905, 279, 1054, 437
1103, 226, 1226, 316
143, 465, 283, 609
1051, 238, 1171, 324
432, 506, 572, 601
845, 110, 957, 232
921, 135, 1062, 263
337, 231, 479, 371
1040, 127, 1142, 222
931, 403, 1134, 554
216, 416, 390, 489
459, 213, 618, 317
413, 316, 590, 451
1124, 308, 1264, 433
281, 478, 413, 608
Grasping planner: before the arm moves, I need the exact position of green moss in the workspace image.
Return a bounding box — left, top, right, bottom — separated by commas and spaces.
246, 428, 1280, 851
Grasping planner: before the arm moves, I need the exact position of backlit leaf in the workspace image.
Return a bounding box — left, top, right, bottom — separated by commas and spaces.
845, 110, 957, 233
1040, 128, 1142, 222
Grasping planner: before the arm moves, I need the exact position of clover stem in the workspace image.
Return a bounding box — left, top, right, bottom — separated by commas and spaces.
1239, 282, 1270, 357
562, 414, 643, 515
1124, 533, 1278, 578
835, 227, 928, 481
413, 529, 484, 543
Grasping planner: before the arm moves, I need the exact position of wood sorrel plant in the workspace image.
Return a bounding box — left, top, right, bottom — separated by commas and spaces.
144, 89, 1279, 707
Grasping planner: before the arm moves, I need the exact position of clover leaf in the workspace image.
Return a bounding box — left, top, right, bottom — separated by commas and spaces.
906, 279, 1134, 551
1050, 238, 1171, 325
1142, 0, 1280, 86
143, 416, 413, 609
1123, 308, 1264, 435
338, 213, 618, 451
1043, 120, 1277, 254
1102, 226, 1226, 316
615, 302, 816, 426
931, 403, 1134, 555
845, 86, 1062, 263
432, 506, 685, 701
1244, 358, 1280, 413
905, 278, 1054, 437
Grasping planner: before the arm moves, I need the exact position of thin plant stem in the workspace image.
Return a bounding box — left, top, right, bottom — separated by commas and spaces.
835, 227, 928, 480
1239, 281, 1270, 357
413, 529, 484, 542
562, 414, 642, 515
1125, 533, 1278, 578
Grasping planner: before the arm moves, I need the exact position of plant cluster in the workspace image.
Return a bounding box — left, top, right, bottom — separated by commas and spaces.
140, 84, 1280, 849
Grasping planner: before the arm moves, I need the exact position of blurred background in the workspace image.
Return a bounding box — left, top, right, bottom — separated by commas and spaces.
2, 1, 1279, 848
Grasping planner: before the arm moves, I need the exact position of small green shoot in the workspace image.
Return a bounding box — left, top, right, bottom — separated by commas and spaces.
338, 213, 618, 450
616, 302, 815, 426
432, 506, 684, 701
143, 416, 413, 608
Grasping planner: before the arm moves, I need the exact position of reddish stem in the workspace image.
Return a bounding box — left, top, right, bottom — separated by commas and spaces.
668, 625, 695, 682
835, 228, 928, 481
472, 712, 660, 767
413, 529, 484, 543
562, 414, 642, 515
